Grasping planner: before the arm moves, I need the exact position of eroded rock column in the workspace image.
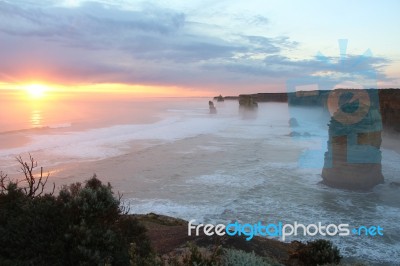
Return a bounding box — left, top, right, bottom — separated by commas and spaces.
322, 89, 384, 190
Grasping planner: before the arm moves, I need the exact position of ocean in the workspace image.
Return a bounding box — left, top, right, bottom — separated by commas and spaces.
1, 92, 399, 265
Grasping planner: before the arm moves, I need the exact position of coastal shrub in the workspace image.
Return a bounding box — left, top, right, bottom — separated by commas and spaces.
182, 243, 223, 266
161, 243, 223, 266
0, 184, 67, 265
222, 249, 282, 266
290, 239, 342, 266
59, 176, 152, 265
0, 157, 152, 265
58, 176, 125, 265
162, 245, 283, 266
128, 242, 163, 266
118, 216, 153, 265
324, 263, 367, 266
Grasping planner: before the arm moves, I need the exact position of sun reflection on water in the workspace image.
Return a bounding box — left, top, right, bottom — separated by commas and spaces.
30, 110, 43, 128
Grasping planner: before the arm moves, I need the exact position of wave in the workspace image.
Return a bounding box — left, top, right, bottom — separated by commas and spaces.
0, 114, 235, 159
48, 122, 72, 129
0, 123, 72, 135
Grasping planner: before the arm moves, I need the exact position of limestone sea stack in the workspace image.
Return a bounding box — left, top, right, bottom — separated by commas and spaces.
322, 89, 384, 190
238, 94, 258, 109
209, 101, 217, 114
214, 95, 224, 102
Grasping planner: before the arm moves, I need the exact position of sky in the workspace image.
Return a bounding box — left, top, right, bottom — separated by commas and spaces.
0, 0, 399, 96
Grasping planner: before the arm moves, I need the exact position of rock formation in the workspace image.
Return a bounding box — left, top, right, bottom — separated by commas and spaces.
287, 89, 400, 132
289, 118, 299, 127
378, 89, 400, 132
238, 95, 258, 108
209, 101, 217, 114
214, 95, 224, 102
238, 95, 258, 119
322, 89, 384, 190
254, 93, 288, 102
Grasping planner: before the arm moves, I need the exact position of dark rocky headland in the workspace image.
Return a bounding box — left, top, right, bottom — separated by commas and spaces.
221, 89, 400, 133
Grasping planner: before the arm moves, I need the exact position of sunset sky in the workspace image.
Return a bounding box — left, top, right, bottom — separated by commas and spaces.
0, 0, 399, 96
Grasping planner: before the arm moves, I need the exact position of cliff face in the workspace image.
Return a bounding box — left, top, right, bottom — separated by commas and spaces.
321, 90, 384, 190
235, 93, 288, 103
286, 88, 400, 133
378, 89, 400, 132
229, 88, 400, 132
238, 94, 258, 107
287, 90, 328, 107
254, 93, 288, 102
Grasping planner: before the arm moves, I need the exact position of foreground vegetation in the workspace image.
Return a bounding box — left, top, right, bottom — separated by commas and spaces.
0, 155, 152, 265
0, 155, 351, 265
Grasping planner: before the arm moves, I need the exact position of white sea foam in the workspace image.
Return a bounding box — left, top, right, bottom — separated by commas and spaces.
0, 113, 235, 161
48, 122, 72, 129
126, 198, 226, 223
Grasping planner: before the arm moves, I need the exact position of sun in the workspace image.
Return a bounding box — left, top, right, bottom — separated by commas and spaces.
24, 84, 48, 99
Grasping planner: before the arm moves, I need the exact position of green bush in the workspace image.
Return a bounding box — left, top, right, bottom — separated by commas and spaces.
118, 215, 153, 264
59, 176, 126, 265
160, 243, 222, 266
290, 239, 342, 266
0, 158, 152, 266
222, 249, 282, 266
182, 243, 223, 266
161, 245, 283, 266
0, 183, 67, 265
